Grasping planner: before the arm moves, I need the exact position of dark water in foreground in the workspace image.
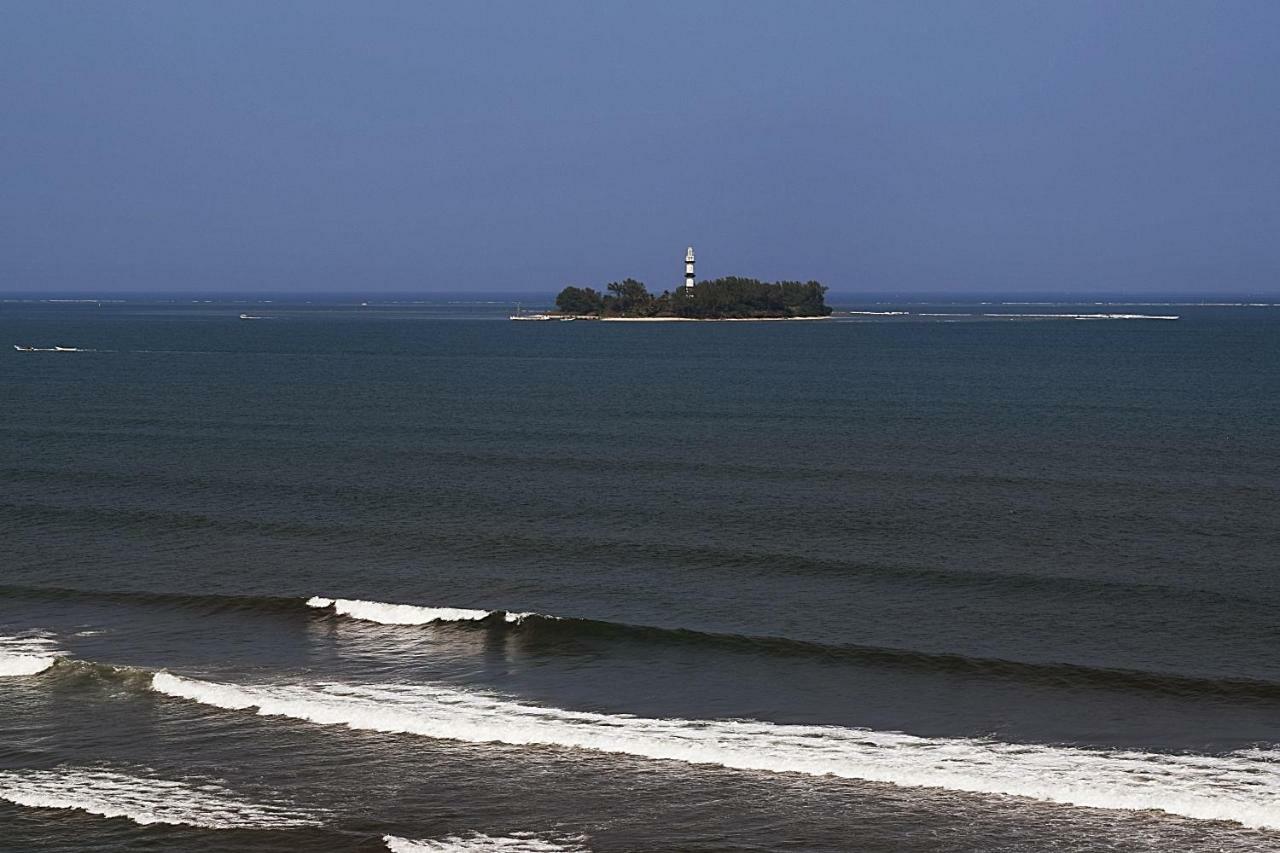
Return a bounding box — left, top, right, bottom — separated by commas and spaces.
1, 298, 1279, 851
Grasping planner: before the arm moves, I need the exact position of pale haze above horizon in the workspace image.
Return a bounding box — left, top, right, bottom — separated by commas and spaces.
3, 1, 1278, 295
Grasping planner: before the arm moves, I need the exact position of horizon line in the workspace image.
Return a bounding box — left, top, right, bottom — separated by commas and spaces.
3, 287, 1280, 298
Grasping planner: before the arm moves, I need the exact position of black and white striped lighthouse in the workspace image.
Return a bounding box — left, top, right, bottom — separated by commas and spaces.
684, 246, 696, 291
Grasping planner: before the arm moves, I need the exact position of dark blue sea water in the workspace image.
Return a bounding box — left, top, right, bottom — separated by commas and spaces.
2, 297, 1279, 852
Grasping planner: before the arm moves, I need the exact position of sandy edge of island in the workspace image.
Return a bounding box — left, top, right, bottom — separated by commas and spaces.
595, 315, 833, 322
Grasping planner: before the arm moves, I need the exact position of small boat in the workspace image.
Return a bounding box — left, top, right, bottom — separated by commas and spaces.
13, 345, 34, 352
52, 346, 78, 352
239, 313, 262, 320
559, 316, 576, 322
509, 303, 555, 321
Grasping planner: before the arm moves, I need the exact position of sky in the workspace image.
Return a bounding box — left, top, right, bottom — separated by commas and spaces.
2, 1, 1278, 295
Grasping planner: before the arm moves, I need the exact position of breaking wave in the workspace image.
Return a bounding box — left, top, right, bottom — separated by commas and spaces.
0, 635, 61, 677
306, 597, 535, 625
0, 767, 321, 828
305, 596, 1280, 702
384, 832, 585, 852
3, 585, 1278, 700
5, 581, 1274, 700
152, 672, 1280, 829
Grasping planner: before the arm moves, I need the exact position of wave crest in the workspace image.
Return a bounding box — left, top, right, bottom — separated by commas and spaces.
0, 635, 61, 677
306, 596, 534, 625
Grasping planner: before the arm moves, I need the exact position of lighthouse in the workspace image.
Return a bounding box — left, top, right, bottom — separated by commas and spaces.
684, 246, 696, 291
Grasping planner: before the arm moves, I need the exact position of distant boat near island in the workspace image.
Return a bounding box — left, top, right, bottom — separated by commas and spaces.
508, 304, 557, 321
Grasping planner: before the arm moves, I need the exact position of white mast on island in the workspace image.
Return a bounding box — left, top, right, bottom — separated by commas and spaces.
685, 246, 696, 291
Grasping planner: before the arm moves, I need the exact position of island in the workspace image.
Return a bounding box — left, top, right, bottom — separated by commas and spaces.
554, 277, 832, 320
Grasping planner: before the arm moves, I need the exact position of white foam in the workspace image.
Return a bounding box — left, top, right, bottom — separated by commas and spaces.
979, 313, 1180, 320
306, 597, 533, 625
152, 673, 1280, 830
385, 832, 583, 852
0, 635, 61, 677
0, 768, 320, 828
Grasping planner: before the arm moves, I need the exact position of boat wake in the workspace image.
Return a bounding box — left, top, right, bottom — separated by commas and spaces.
0, 767, 321, 828
151, 672, 1280, 830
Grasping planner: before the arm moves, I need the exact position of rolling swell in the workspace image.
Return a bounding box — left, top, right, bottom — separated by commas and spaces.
302, 596, 1280, 702
5, 584, 1280, 701
0, 583, 303, 616
4, 500, 1269, 610
504, 612, 1280, 702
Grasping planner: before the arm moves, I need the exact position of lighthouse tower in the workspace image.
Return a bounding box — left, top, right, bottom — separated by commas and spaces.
684, 246, 696, 291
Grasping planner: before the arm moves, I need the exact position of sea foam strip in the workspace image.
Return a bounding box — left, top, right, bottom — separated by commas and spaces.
979, 313, 1180, 320
306, 597, 533, 625
385, 832, 584, 852
0, 768, 321, 828
0, 635, 61, 677
152, 672, 1280, 830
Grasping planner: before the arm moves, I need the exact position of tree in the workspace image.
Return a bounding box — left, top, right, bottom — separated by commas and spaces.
672, 277, 831, 318
555, 286, 605, 315
558, 275, 828, 319
602, 278, 653, 315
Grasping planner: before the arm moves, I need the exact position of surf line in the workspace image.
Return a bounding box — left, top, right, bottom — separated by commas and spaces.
0, 767, 320, 828
151, 672, 1280, 830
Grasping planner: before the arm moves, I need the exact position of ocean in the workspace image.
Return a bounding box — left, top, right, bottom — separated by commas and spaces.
1, 297, 1278, 852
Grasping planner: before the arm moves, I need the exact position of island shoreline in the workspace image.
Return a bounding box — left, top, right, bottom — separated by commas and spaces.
596, 315, 833, 322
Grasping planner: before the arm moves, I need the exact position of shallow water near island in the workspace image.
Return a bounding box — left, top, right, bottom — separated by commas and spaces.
2, 297, 1279, 851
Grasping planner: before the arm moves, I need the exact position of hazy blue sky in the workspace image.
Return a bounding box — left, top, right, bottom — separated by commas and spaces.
3, 1, 1278, 294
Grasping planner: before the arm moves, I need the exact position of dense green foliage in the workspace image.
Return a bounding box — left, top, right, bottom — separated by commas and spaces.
670, 277, 831, 319
604, 278, 656, 316
554, 286, 605, 315
554, 277, 830, 319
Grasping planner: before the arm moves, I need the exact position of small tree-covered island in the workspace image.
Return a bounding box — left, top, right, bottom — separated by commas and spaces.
557, 277, 831, 320
551, 247, 832, 321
